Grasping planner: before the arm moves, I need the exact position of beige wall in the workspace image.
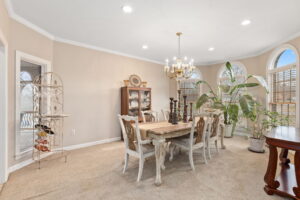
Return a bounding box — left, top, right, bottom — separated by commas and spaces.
0, 0, 169, 168
7, 21, 54, 166
197, 37, 300, 105
53, 41, 169, 146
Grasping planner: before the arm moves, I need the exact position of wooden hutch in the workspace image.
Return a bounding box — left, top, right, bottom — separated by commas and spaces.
121, 87, 151, 122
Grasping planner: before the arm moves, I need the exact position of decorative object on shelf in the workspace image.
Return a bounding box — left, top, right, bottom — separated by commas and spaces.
129, 74, 142, 87
123, 80, 130, 86
172, 100, 178, 124
164, 32, 196, 80
177, 90, 182, 121
183, 95, 188, 123
189, 102, 193, 121
141, 81, 147, 87
32, 72, 69, 169
169, 97, 174, 123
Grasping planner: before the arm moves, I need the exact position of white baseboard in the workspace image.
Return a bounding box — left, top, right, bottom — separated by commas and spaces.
8, 137, 121, 173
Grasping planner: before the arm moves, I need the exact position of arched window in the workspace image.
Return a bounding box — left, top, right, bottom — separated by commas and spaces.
218, 62, 247, 102
267, 45, 299, 127
179, 68, 202, 103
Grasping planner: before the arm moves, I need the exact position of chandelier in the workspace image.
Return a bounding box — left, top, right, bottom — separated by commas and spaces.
164, 32, 195, 79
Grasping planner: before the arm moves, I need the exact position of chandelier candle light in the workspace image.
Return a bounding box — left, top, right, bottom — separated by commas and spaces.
164, 32, 196, 79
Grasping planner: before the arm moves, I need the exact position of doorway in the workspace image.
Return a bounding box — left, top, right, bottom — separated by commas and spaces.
0, 33, 8, 184
15, 51, 51, 159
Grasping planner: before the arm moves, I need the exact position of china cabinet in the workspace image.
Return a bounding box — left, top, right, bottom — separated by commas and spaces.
121, 87, 151, 122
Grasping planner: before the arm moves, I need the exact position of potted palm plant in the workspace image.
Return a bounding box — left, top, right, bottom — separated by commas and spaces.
196, 62, 269, 137
243, 101, 289, 152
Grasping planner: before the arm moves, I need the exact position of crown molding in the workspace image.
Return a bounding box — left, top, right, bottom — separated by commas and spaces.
4, 0, 164, 65
197, 30, 300, 66
5, 0, 300, 67
54, 37, 164, 65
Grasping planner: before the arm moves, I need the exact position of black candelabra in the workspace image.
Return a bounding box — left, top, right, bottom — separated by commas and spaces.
172, 100, 178, 124
183, 95, 188, 123
168, 97, 174, 123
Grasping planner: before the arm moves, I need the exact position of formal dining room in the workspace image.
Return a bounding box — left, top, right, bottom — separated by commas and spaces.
0, 0, 300, 199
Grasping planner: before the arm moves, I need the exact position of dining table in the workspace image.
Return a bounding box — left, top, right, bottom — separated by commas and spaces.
138, 119, 225, 186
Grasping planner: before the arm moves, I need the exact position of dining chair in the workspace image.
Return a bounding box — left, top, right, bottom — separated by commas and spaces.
141, 110, 159, 122
169, 115, 210, 170
206, 114, 221, 159
118, 114, 155, 182
161, 109, 170, 121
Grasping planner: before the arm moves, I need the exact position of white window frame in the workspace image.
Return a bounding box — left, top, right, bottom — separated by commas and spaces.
266, 44, 300, 128
176, 67, 203, 100
217, 61, 247, 84
0, 30, 8, 184
15, 51, 52, 159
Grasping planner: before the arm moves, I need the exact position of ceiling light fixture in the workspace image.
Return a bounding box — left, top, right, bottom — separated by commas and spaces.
142, 45, 148, 49
122, 5, 133, 13
241, 19, 251, 26
208, 47, 215, 51
164, 32, 195, 80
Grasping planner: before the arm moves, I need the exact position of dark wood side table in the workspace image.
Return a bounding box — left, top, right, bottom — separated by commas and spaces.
264, 126, 300, 200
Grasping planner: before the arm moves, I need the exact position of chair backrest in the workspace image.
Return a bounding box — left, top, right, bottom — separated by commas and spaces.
210, 114, 220, 138
190, 114, 210, 146
161, 109, 169, 121
141, 110, 158, 122
118, 114, 143, 152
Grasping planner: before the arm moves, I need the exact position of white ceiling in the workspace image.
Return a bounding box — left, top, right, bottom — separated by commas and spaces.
10, 0, 300, 65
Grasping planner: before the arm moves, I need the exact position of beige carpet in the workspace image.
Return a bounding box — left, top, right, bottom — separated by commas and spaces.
0, 137, 290, 200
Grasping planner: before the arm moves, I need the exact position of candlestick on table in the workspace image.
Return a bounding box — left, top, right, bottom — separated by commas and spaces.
169, 97, 174, 123
172, 100, 178, 124
183, 95, 188, 123
177, 90, 182, 121
189, 102, 193, 121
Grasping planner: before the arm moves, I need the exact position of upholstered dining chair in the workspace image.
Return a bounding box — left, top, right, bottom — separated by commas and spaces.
161, 109, 170, 121
118, 114, 155, 182
169, 115, 210, 170
206, 114, 221, 159
141, 110, 159, 122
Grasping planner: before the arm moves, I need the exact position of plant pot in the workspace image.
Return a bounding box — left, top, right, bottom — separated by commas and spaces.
224, 124, 234, 138
248, 137, 265, 153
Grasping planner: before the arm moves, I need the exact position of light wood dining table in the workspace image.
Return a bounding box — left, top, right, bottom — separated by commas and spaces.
139, 120, 225, 186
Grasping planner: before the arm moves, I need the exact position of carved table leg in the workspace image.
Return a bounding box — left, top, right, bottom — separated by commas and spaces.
153, 138, 165, 186
293, 151, 300, 198
264, 144, 280, 195
220, 124, 226, 149
279, 148, 290, 165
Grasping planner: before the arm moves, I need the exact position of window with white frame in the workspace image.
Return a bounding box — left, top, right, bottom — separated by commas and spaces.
268, 48, 298, 126
218, 62, 247, 102
179, 68, 202, 103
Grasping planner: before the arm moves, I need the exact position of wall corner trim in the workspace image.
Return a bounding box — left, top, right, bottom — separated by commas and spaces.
8, 137, 121, 173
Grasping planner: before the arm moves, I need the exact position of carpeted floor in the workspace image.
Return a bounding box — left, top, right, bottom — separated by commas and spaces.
0, 137, 290, 200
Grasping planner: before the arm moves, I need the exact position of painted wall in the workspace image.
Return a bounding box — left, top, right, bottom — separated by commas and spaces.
197, 36, 300, 105
0, 0, 169, 168
8, 21, 54, 166
53, 41, 169, 146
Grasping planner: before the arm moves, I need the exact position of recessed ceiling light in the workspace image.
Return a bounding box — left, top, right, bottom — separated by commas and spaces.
241, 19, 251, 26
142, 45, 148, 49
122, 5, 133, 13
208, 47, 215, 51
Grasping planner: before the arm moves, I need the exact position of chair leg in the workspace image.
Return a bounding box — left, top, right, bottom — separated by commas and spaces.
189, 149, 195, 171
207, 141, 212, 160
215, 140, 219, 153
123, 153, 129, 174
137, 157, 144, 182
203, 147, 207, 164
169, 144, 176, 161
